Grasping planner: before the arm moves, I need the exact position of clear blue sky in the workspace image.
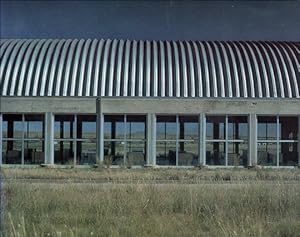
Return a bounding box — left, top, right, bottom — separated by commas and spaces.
1, 0, 300, 41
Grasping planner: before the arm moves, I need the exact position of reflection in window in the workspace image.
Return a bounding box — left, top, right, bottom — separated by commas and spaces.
54, 115, 96, 165
206, 115, 248, 166
2, 114, 45, 164
104, 115, 146, 166
156, 115, 199, 166
206, 116, 225, 140
257, 116, 298, 166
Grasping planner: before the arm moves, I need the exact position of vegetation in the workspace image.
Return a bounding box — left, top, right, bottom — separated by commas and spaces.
1, 168, 300, 236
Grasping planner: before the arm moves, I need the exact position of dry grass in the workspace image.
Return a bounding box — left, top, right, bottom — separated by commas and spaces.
1, 168, 300, 236
2, 167, 300, 183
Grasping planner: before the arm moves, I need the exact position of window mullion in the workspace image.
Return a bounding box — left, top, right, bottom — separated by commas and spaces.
225, 116, 228, 166
124, 115, 127, 166
73, 115, 77, 166
277, 115, 280, 167
176, 115, 179, 166
21, 114, 25, 165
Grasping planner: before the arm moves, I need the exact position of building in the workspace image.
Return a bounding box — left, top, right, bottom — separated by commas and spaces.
0, 39, 299, 167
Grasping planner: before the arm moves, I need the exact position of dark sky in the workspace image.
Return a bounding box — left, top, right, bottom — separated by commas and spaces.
1, 0, 300, 41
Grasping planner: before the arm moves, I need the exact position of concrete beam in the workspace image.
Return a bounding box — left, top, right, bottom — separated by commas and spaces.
101, 98, 300, 115
1, 97, 97, 113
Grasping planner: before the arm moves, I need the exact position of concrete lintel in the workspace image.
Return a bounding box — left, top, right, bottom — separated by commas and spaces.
101, 98, 300, 115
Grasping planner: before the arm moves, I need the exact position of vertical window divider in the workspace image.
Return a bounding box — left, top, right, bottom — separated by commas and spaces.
176, 115, 179, 166
225, 115, 228, 166
276, 115, 280, 167
73, 114, 77, 167
124, 115, 127, 166
21, 114, 25, 165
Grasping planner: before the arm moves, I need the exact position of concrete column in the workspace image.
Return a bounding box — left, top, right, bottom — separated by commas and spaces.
249, 114, 257, 166
96, 98, 104, 164
199, 114, 206, 166
298, 116, 300, 167
44, 112, 54, 164
0, 113, 2, 165
146, 113, 156, 166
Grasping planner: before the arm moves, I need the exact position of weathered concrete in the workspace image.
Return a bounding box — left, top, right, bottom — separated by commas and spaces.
100, 98, 300, 115
0, 97, 97, 113
44, 112, 54, 164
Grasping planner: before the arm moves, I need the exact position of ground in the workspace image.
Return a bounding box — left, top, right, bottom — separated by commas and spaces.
1, 167, 300, 237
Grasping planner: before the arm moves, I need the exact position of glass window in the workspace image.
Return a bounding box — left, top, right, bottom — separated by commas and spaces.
54, 115, 75, 139
2, 140, 22, 164
279, 117, 298, 140
24, 115, 44, 139
206, 142, 225, 165
206, 116, 225, 140
257, 116, 277, 140
78, 115, 96, 140
3, 114, 23, 138
103, 115, 146, 166
228, 116, 248, 140
156, 115, 199, 166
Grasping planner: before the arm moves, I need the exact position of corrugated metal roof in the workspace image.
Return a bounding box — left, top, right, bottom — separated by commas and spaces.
0, 39, 299, 98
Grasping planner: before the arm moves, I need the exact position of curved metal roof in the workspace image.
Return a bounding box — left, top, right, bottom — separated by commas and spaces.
0, 39, 299, 98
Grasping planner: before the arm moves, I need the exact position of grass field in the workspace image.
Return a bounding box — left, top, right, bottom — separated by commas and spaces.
1, 167, 300, 237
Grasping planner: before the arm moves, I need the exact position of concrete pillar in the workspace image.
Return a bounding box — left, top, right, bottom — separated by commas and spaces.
96, 98, 104, 164
249, 114, 257, 166
199, 114, 206, 166
298, 116, 300, 167
146, 113, 156, 166
44, 112, 54, 164
0, 113, 2, 165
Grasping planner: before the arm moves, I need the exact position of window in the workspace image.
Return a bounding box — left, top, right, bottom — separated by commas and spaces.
156, 115, 199, 166
257, 116, 298, 166
104, 115, 146, 166
2, 114, 44, 164
54, 115, 96, 165
206, 115, 248, 166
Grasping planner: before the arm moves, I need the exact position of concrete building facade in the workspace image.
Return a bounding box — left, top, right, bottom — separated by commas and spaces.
0, 39, 299, 167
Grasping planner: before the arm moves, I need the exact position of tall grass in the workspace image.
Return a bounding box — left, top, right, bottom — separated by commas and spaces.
2, 181, 300, 237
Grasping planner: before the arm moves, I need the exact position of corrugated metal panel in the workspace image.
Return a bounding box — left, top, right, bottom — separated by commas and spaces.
0, 39, 299, 98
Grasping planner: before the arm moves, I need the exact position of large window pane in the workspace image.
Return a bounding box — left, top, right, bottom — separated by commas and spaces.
206, 142, 225, 165
127, 141, 146, 166
257, 116, 277, 140
104, 115, 124, 139
227, 142, 248, 166
3, 114, 23, 138
257, 142, 277, 166
78, 115, 96, 139
126, 116, 146, 140
179, 116, 198, 140
54, 115, 75, 139
206, 116, 225, 140
76, 141, 96, 165
178, 141, 198, 166
24, 115, 44, 139
104, 141, 125, 165
279, 142, 298, 166
228, 116, 248, 140
156, 116, 177, 140
156, 141, 176, 166
279, 117, 298, 140
24, 140, 44, 164
54, 141, 74, 165
2, 140, 22, 164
